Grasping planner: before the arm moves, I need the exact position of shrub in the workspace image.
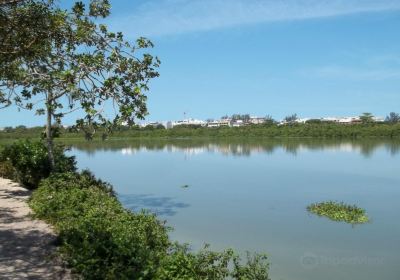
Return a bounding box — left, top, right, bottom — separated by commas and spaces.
156, 244, 270, 280
0, 160, 16, 180
29, 172, 271, 280
37, 170, 115, 197
0, 140, 76, 188
30, 172, 170, 279
156, 244, 235, 279
307, 201, 369, 224
232, 252, 270, 280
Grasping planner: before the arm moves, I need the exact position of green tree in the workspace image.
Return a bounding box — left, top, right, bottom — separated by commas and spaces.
231, 114, 240, 120
3, 126, 13, 132
360, 112, 374, 124
0, 0, 160, 169
242, 114, 251, 122
385, 112, 400, 123
0, 0, 55, 81
231, 114, 250, 122
284, 114, 298, 123
264, 115, 275, 124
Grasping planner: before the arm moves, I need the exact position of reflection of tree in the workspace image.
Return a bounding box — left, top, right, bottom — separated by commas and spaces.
357, 140, 376, 158
386, 142, 400, 157
66, 138, 400, 158
283, 142, 299, 156
118, 194, 189, 217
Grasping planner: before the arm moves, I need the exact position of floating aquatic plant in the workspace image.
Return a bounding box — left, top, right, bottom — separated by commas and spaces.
307, 201, 369, 224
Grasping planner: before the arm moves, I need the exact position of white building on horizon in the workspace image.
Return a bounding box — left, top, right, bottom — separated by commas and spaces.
249, 116, 267, 125
167, 118, 207, 128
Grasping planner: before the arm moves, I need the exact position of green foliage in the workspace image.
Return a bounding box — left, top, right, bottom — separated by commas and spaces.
0, 160, 16, 180
156, 244, 234, 279
0, 140, 75, 188
307, 201, 369, 224
38, 170, 115, 197
0, 125, 43, 139
305, 119, 322, 124
264, 115, 275, 125
385, 112, 400, 123
30, 172, 169, 279
156, 244, 270, 280
2, 122, 400, 140
94, 122, 400, 139
0, 0, 54, 88
232, 252, 270, 280
1, 0, 160, 140
232, 114, 250, 122
29, 171, 270, 279
284, 114, 298, 123
360, 113, 374, 124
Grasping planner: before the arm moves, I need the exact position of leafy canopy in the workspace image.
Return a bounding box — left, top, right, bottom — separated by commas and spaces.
385, 112, 400, 123
0, 0, 160, 138
359, 112, 374, 124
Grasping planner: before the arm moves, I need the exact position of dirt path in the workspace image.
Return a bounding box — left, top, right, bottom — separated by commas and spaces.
0, 178, 71, 280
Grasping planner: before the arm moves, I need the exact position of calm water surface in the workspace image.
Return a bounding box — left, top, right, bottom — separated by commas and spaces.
70, 139, 400, 280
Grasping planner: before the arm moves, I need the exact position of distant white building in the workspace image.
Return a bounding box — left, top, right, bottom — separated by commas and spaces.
337, 117, 361, 124
137, 114, 386, 129
166, 121, 174, 129
230, 120, 244, 127
321, 116, 384, 124
219, 119, 231, 126
206, 118, 231, 127
207, 121, 222, 127
168, 118, 206, 128
249, 117, 266, 125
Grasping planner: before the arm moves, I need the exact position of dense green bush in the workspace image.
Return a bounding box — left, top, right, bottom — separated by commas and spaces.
156, 244, 270, 280
0, 140, 76, 188
30, 172, 270, 279
30, 171, 170, 279
38, 170, 115, 197
0, 160, 16, 180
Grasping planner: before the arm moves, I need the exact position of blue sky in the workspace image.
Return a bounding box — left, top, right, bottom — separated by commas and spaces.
2, 0, 400, 126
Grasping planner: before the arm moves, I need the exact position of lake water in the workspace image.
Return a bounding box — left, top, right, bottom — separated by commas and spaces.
70, 139, 400, 280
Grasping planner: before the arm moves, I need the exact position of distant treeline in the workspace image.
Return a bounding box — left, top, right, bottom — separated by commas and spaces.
1, 122, 400, 140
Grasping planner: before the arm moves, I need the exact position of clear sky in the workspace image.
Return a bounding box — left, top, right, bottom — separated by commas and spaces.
1, 0, 400, 127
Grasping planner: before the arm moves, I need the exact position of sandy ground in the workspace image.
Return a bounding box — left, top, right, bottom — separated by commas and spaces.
0, 177, 71, 280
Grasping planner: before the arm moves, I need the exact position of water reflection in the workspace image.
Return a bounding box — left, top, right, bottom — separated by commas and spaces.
118, 194, 190, 217
69, 137, 400, 280
66, 138, 400, 157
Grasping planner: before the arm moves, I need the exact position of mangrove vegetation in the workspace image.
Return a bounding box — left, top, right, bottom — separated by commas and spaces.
307, 201, 370, 225
1, 122, 400, 140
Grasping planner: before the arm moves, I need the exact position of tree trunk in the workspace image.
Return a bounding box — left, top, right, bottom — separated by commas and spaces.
46, 95, 55, 171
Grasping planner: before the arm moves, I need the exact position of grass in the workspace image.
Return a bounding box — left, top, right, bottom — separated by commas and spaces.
307, 201, 369, 224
